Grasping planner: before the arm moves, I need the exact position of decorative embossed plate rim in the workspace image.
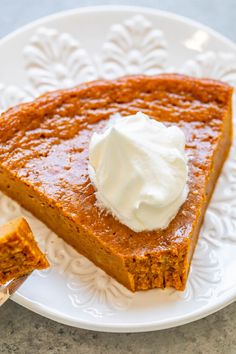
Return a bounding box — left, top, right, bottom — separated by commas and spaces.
0, 5, 236, 332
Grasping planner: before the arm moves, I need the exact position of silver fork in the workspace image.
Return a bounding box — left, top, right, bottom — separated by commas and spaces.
0, 273, 31, 306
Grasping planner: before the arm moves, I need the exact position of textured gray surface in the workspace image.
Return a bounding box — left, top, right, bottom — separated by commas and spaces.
0, 1, 236, 353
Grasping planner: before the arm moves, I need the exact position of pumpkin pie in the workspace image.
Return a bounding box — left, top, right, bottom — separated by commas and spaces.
0, 217, 49, 284
0, 74, 233, 291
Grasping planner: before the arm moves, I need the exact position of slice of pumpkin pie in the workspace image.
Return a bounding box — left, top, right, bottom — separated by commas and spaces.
0, 74, 233, 291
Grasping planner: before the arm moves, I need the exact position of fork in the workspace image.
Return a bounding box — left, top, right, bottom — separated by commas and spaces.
0, 273, 31, 306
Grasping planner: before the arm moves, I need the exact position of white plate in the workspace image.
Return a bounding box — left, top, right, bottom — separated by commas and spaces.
1, 5, 236, 333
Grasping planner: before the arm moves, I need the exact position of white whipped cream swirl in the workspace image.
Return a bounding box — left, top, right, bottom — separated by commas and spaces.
88, 112, 188, 232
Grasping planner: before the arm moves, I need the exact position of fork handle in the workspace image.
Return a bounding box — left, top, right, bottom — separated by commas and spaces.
0, 273, 30, 306
0, 287, 10, 306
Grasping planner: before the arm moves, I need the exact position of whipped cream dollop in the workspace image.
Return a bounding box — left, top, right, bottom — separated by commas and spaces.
88, 112, 188, 232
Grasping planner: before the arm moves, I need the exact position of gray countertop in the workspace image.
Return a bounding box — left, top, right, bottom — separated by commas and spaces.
0, 1, 236, 353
